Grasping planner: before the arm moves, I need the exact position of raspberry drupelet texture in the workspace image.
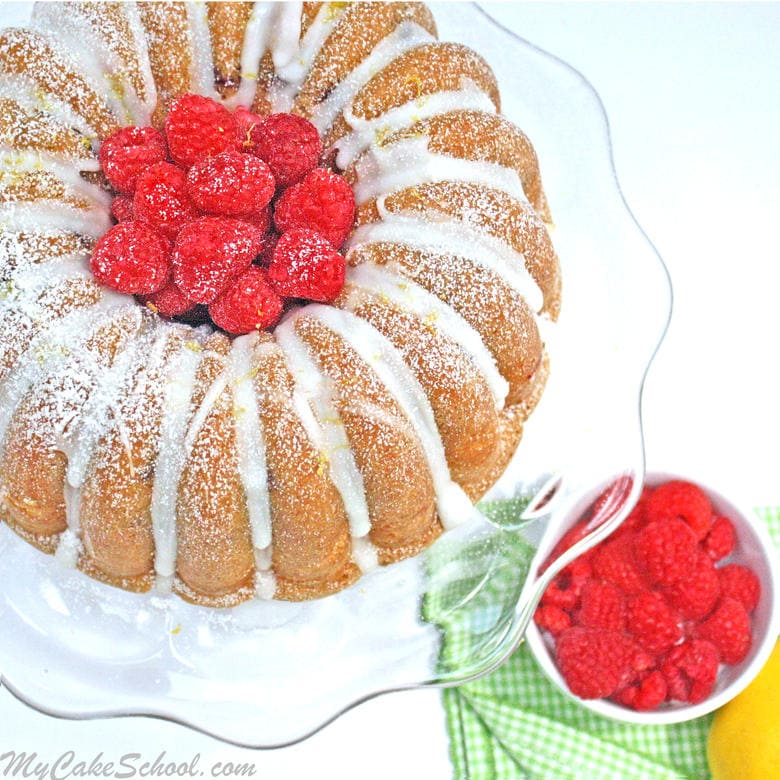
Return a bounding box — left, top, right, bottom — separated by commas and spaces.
186, 151, 275, 218
165, 94, 239, 167
274, 168, 355, 248
249, 112, 322, 186
91, 221, 171, 295
140, 280, 194, 318
99, 125, 167, 194
645, 480, 713, 540
268, 228, 346, 302
209, 265, 284, 334
173, 216, 266, 304
133, 162, 199, 239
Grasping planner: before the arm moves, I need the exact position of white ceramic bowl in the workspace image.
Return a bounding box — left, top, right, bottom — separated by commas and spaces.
526, 471, 780, 724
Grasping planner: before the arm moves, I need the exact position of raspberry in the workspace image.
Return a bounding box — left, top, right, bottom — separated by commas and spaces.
274, 168, 355, 248
695, 596, 752, 664
540, 558, 591, 612
249, 112, 321, 186
268, 228, 345, 302
555, 627, 646, 699
661, 639, 720, 703
234, 105, 265, 149
614, 670, 668, 711
186, 151, 275, 217
256, 232, 280, 266
592, 533, 647, 594
245, 206, 271, 233
626, 590, 682, 654
633, 517, 698, 587
665, 550, 721, 620
544, 475, 635, 568
111, 195, 134, 223
533, 604, 571, 637
540, 573, 580, 612
208, 265, 284, 334
645, 480, 713, 540
90, 222, 170, 295
576, 580, 626, 632
173, 216, 265, 304
139, 280, 193, 318
165, 93, 239, 167
718, 564, 761, 614
99, 125, 167, 194
703, 515, 736, 561
133, 162, 199, 239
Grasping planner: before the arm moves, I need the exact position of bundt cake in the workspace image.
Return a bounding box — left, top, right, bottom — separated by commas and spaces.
0, 2, 561, 606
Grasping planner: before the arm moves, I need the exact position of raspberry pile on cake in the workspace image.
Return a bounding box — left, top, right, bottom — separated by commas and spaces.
92, 94, 355, 334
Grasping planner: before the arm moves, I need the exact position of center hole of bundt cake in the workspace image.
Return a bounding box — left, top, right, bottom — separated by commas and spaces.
90, 93, 355, 336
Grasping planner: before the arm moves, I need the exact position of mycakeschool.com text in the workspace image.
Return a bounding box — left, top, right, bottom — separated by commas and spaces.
0, 752, 257, 780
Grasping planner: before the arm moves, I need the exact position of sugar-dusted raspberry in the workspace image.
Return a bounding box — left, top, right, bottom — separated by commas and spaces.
633, 518, 699, 587
576, 580, 626, 632
91, 221, 170, 295
186, 151, 275, 218
139, 280, 194, 318
245, 206, 271, 234
664, 550, 721, 620
592, 533, 647, 594
249, 112, 322, 186
111, 195, 134, 223
533, 604, 571, 637
703, 515, 736, 561
208, 265, 284, 334
555, 627, 647, 699
661, 639, 720, 703
626, 590, 682, 654
274, 168, 355, 248
99, 125, 167, 194
234, 105, 265, 150
695, 596, 752, 664
173, 216, 265, 304
718, 564, 761, 614
133, 162, 199, 239
645, 480, 713, 540
268, 228, 345, 302
614, 670, 668, 711
165, 93, 239, 167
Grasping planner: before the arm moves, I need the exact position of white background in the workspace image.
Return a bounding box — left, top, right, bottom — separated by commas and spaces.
1, 2, 778, 776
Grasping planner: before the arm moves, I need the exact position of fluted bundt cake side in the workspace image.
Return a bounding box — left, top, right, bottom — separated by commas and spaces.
0, 2, 561, 606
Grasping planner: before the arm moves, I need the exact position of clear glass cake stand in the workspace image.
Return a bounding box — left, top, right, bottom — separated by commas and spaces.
0, 3, 672, 747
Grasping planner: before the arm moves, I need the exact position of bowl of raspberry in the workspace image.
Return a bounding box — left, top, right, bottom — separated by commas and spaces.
526, 473, 780, 723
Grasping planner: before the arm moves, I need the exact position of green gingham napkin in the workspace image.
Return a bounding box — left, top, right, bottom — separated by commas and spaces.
435, 507, 780, 780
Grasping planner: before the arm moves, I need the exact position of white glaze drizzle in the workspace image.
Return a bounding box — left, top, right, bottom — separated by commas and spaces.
267, 2, 344, 113
0, 148, 111, 208
352, 134, 526, 206
346, 263, 509, 409
310, 20, 435, 135
346, 205, 545, 315
335, 87, 496, 170
149, 342, 203, 586
275, 313, 372, 543
0, 202, 111, 239
186, 2, 220, 100
228, 2, 279, 109
59, 309, 146, 549
229, 333, 273, 554
301, 304, 471, 530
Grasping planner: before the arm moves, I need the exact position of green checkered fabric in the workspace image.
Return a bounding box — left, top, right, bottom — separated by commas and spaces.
435, 506, 780, 780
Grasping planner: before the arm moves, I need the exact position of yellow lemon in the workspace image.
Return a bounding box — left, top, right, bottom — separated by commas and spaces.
707, 639, 780, 780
